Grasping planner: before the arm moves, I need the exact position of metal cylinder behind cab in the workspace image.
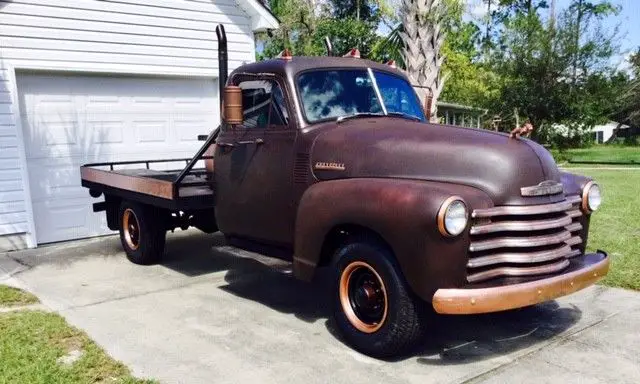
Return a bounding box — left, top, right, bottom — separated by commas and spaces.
223, 85, 243, 125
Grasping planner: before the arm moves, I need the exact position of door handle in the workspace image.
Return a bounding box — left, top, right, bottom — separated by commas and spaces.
236, 138, 265, 145
216, 141, 235, 148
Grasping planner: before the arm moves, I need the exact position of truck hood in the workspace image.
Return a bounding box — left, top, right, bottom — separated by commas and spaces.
310, 118, 563, 206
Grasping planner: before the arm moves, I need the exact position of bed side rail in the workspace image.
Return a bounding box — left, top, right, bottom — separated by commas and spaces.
81, 127, 220, 200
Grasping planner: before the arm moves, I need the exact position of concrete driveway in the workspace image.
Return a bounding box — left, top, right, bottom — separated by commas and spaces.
1, 230, 639, 384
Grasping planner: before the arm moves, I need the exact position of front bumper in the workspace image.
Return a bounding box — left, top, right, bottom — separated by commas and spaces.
432, 251, 609, 315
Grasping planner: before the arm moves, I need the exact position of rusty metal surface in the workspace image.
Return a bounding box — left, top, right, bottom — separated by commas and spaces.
467, 258, 571, 284
433, 252, 609, 314
469, 230, 573, 252
466, 194, 586, 284
472, 199, 575, 218
307, 118, 565, 207
469, 215, 573, 235
293, 178, 494, 301
520, 180, 564, 196
81, 167, 214, 200
466, 244, 575, 268
81, 167, 175, 199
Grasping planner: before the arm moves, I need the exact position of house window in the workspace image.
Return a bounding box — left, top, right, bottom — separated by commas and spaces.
595, 131, 604, 144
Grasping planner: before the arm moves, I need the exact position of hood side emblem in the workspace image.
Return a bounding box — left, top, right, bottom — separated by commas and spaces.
521, 180, 564, 197
314, 161, 346, 171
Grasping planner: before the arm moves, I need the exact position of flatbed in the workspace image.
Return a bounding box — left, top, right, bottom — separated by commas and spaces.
80, 157, 214, 211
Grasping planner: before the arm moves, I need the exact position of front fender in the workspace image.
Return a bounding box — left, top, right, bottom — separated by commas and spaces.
293, 178, 493, 301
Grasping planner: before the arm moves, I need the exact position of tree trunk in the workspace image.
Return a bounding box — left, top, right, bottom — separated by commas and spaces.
605, 122, 624, 143
399, 0, 448, 122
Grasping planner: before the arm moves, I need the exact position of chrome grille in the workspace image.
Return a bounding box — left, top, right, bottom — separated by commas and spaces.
467, 195, 583, 283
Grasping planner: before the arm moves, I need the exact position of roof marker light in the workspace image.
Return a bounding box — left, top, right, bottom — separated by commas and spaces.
386, 60, 397, 69
343, 48, 361, 58
278, 49, 293, 61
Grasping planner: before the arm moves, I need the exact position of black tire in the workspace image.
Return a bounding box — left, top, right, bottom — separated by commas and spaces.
332, 237, 427, 358
118, 201, 166, 265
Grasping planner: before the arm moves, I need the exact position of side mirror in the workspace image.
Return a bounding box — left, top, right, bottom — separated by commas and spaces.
223, 85, 243, 125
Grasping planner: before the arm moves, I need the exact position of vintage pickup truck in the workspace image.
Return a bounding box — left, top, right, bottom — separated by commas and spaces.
80, 25, 609, 357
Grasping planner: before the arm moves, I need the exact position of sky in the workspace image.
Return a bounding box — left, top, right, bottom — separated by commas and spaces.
467, 0, 640, 72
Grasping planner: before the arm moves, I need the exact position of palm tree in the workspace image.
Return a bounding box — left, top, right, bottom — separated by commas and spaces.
399, 0, 449, 121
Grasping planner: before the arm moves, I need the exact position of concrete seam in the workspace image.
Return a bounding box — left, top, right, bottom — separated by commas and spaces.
457, 311, 621, 384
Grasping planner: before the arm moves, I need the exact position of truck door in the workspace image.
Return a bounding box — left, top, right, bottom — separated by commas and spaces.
214, 76, 297, 246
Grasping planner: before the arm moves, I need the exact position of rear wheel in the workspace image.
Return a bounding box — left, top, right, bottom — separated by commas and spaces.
118, 201, 166, 265
332, 238, 427, 358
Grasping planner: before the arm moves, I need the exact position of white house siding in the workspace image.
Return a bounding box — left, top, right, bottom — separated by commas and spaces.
0, 0, 268, 249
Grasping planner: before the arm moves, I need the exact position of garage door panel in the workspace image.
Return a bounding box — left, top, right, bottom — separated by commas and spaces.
135, 120, 169, 143
27, 160, 85, 202
87, 119, 125, 145
21, 115, 80, 158
32, 197, 108, 244
18, 73, 218, 244
176, 119, 210, 142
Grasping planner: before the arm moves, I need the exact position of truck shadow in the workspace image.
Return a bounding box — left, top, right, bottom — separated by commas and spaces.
160, 232, 582, 365
410, 301, 581, 365
223, 262, 582, 364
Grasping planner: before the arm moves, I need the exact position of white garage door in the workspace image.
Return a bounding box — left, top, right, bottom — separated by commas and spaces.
17, 73, 218, 244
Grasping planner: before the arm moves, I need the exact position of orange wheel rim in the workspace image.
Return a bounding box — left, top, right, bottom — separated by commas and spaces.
339, 261, 388, 333
122, 208, 140, 251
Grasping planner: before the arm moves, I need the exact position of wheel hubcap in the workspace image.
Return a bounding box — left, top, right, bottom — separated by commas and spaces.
123, 209, 140, 250
339, 261, 388, 333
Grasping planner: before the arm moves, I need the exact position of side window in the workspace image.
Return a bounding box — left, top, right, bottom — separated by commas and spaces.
237, 79, 289, 129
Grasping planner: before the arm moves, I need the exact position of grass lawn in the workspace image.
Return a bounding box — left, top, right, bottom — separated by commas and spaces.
0, 285, 39, 307
0, 286, 154, 383
558, 146, 640, 164
563, 167, 640, 290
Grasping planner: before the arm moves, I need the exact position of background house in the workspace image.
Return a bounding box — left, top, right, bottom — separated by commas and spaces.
0, 0, 277, 250
592, 121, 629, 143
437, 101, 487, 128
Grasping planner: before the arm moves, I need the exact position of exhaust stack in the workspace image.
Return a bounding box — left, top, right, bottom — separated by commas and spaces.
216, 24, 228, 109
324, 36, 333, 56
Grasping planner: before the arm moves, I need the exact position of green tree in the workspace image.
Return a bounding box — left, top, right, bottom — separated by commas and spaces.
258, 0, 384, 59
486, 0, 621, 145
257, 0, 318, 58
618, 48, 640, 127
439, 17, 498, 106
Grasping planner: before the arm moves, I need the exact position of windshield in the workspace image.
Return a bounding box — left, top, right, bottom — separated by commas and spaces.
297, 69, 426, 123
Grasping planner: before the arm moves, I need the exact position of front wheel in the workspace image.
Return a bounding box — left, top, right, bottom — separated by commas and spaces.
118, 201, 166, 265
332, 238, 427, 358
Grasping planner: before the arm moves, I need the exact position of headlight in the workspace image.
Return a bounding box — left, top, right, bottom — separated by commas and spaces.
438, 197, 468, 237
582, 181, 602, 213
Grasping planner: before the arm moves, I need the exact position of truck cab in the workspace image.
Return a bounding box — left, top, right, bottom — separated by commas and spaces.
81, 26, 609, 358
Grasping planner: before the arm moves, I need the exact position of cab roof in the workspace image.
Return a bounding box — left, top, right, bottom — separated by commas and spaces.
230, 56, 407, 81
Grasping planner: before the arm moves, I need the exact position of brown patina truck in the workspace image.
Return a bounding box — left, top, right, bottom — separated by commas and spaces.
80, 25, 609, 357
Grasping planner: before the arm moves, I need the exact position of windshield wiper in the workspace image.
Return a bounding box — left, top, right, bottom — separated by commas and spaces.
386, 112, 422, 121
336, 111, 422, 123
336, 112, 384, 123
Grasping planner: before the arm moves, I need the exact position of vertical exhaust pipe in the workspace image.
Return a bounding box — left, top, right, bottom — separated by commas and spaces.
324, 36, 333, 56
216, 24, 228, 109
